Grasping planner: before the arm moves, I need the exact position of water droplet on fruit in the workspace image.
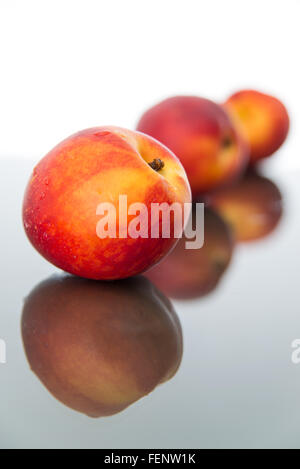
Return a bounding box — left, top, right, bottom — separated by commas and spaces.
94, 131, 111, 138
44, 177, 49, 185
40, 192, 46, 200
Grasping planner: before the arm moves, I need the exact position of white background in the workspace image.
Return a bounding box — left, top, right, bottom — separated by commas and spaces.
0, 0, 299, 170
1, 1, 300, 449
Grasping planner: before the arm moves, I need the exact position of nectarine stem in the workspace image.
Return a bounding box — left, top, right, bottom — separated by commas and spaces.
148, 159, 165, 171
222, 136, 232, 148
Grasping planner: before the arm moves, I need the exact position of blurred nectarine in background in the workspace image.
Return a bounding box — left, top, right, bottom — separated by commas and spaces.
224, 90, 289, 163
22, 275, 183, 418
137, 96, 249, 197
208, 171, 283, 242
145, 207, 234, 299
23, 126, 191, 280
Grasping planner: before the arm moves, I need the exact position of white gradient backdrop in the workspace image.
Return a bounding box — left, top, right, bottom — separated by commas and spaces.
0, 0, 299, 170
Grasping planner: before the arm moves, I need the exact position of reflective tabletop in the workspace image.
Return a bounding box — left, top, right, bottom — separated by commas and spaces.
1, 159, 300, 449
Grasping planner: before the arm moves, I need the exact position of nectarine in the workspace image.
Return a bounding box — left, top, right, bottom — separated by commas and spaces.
224, 90, 289, 163
22, 275, 183, 418
137, 96, 249, 197
23, 127, 191, 280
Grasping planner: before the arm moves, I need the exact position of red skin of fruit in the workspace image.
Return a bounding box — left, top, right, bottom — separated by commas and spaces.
145, 207, 234, 299
208, 171, 283, 242
224, 90, 290, 163
23, 127, 191, 280
22, 275, 183, 418
137, 96, 249, 197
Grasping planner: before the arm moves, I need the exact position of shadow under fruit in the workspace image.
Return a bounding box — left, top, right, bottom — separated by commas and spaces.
21, 275, 183, 418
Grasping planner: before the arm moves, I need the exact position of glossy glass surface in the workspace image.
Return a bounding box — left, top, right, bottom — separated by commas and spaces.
1, 159, 299, 449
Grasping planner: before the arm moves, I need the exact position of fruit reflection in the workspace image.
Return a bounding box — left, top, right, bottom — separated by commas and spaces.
22, 275, 182, 418
145, 207, 234, 300
208, 171, 283, 242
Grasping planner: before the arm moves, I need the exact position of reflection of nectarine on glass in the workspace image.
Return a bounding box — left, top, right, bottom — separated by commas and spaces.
21, 275, 182, 418
145, 208, 234, 300
208, 171, 283, 242
137, 96, 249, 197
23, 126, 191, 280
224, 90, 289, 163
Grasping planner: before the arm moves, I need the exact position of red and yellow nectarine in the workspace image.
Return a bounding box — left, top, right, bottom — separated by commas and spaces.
137, 96, 249, 197
224, 90, 289, 163
23, 127, 191, 280
208, 171, 283, 242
